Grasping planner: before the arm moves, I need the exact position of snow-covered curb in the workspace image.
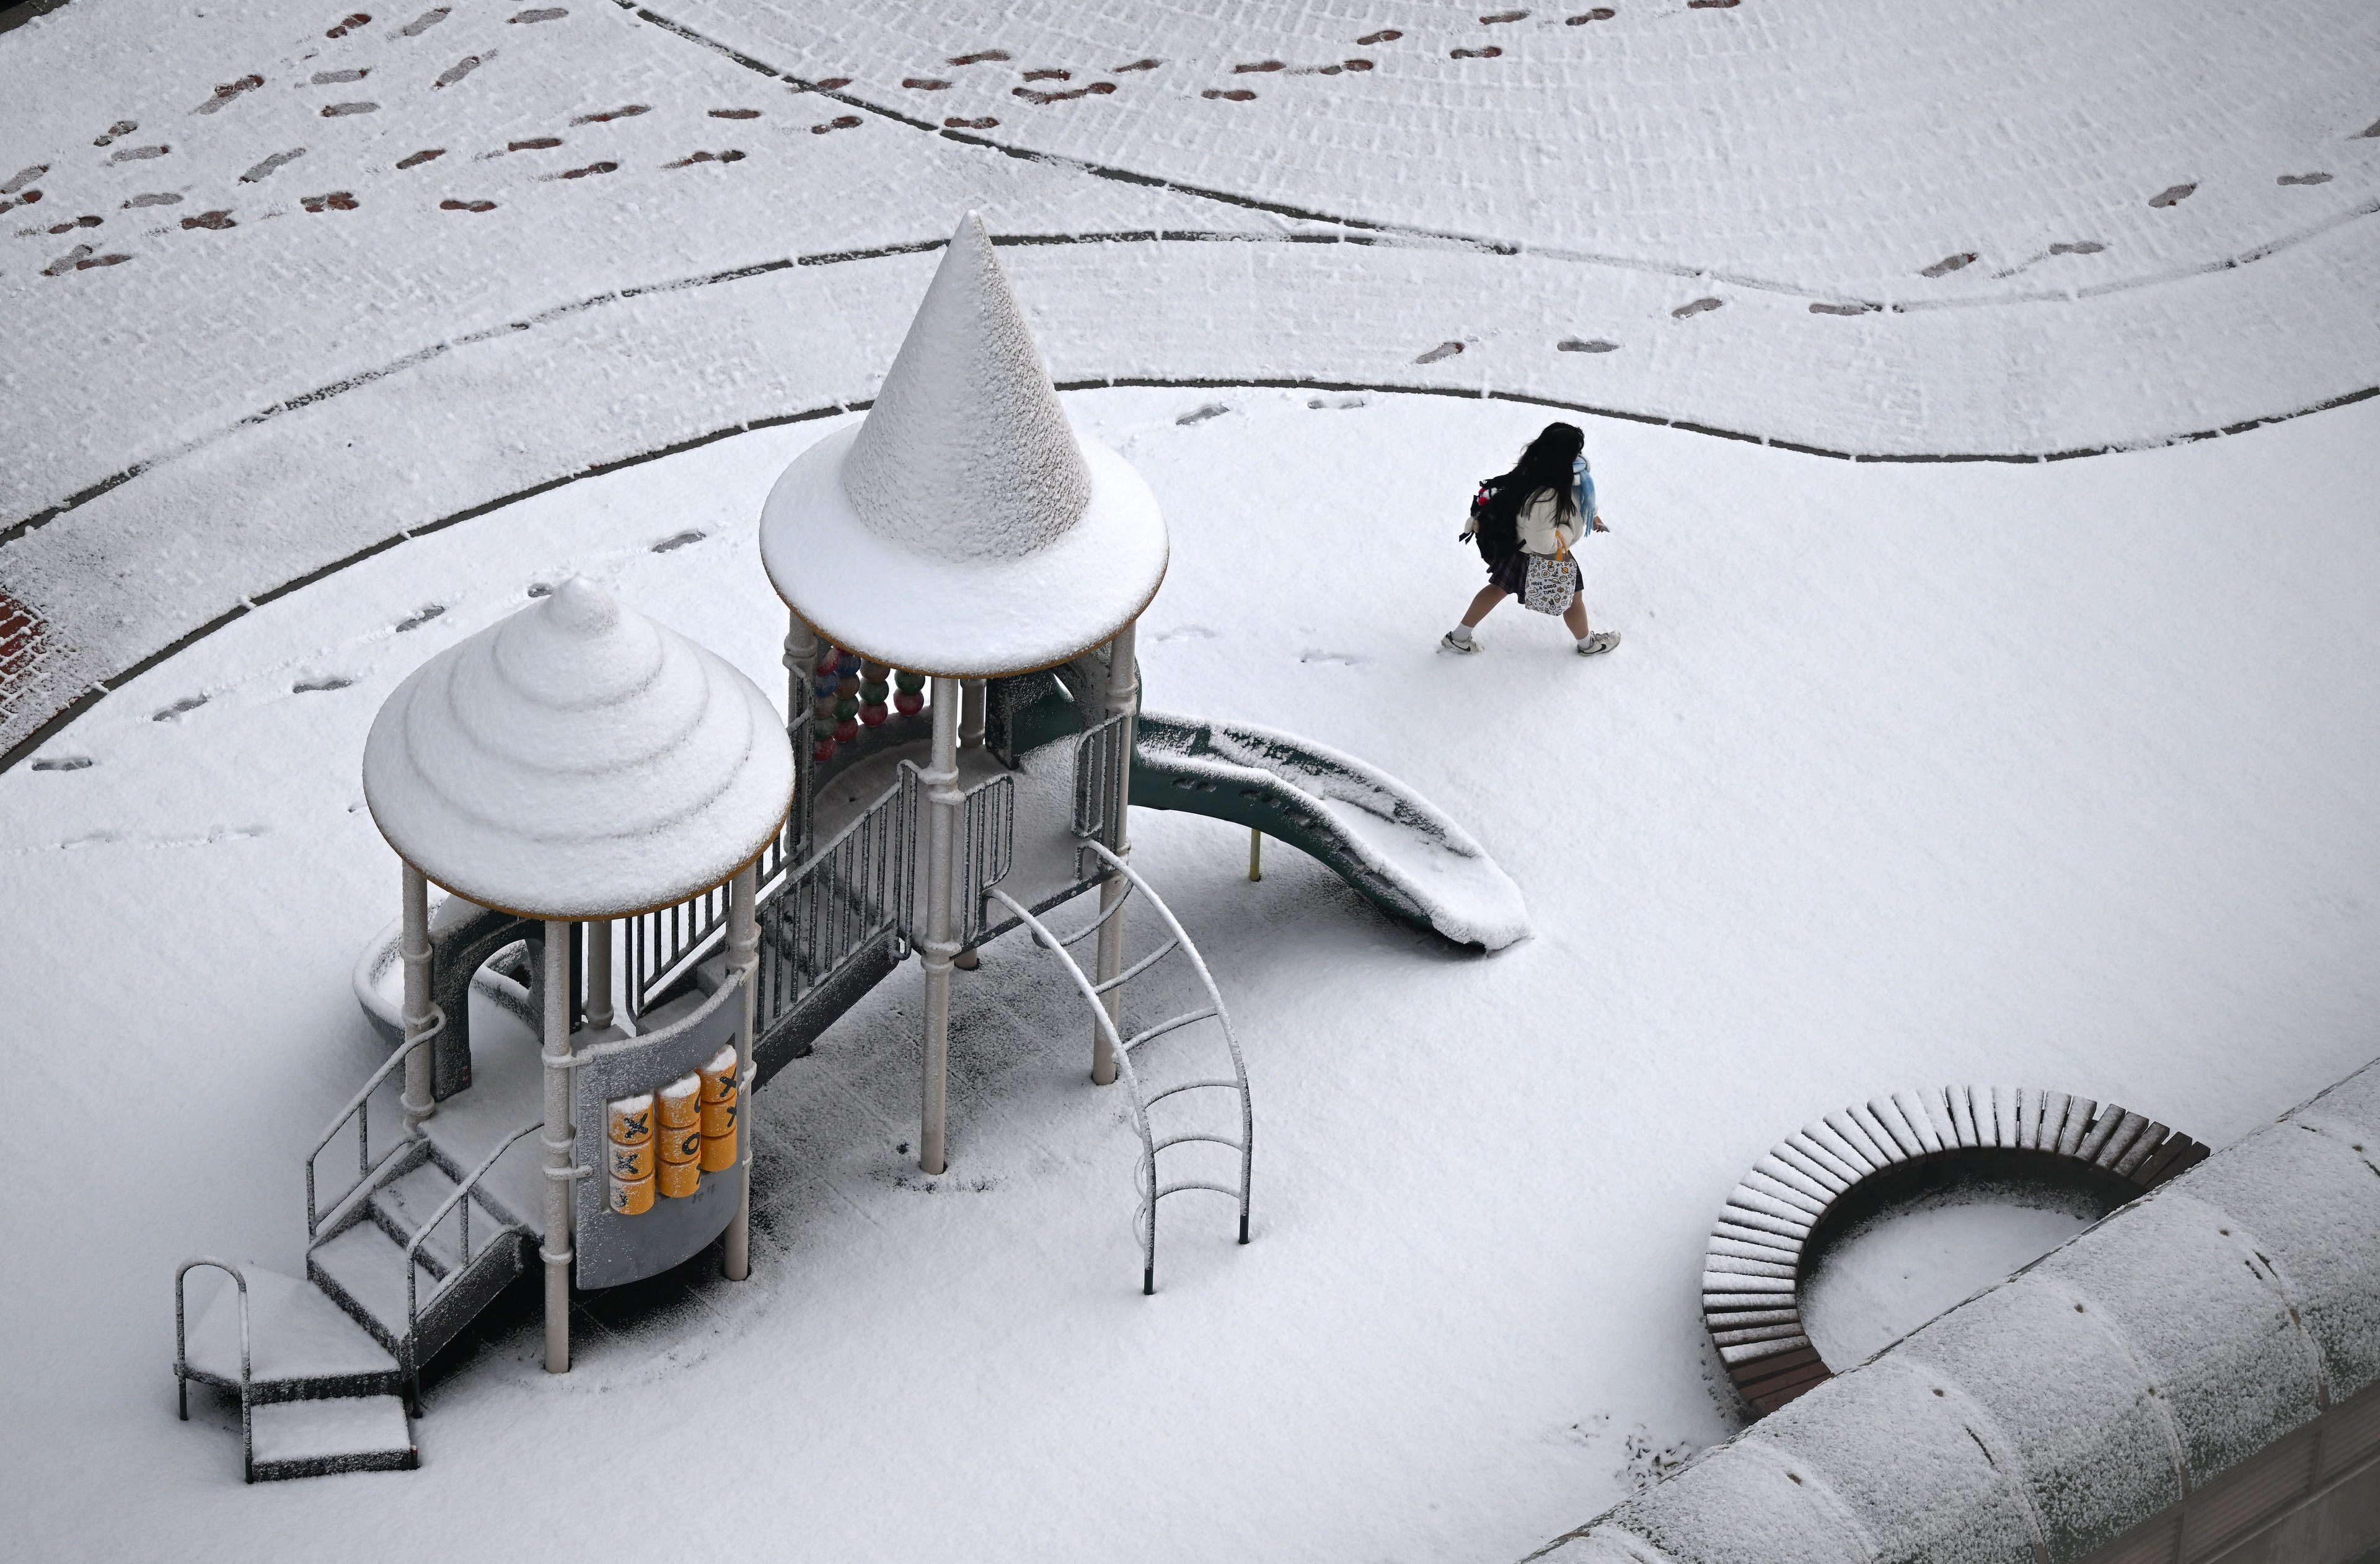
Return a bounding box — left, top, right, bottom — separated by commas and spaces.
1536, 1057, 2380, 1563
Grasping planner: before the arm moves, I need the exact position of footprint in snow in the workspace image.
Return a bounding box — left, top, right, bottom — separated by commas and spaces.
240, 148, 306, 183
92, 120, 138, 146
1299, 649, 1367, 667
326, 12, 371, 38
1414, 340, 1465, 364
1558, 337, 1618, 351
398, 7, 451, 37
2148, 183, 2197, 208
573, 105, 648, 123
2047, 240, 2105, 255
948, 50, 1011, 66
1149, 625, 1218, 645
312, 68, 370, 83
811, 116, 863, 134
1671, 297, 1724, 318
1308, 393, 1369, 408
509, 7, 568, 22
394, 604, 446, 631
651, 530, 706, 553
29, 755, 93, 771
292, 674, 355, 693
664, 150, 746, 167
2277, 172, 2332, 186
193, 76, 263, 115
1175, 402, 1230, 426
434, 55, 491, 89
152, 693, 208, 721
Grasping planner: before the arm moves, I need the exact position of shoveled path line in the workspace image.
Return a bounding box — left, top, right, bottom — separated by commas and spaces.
6, 371, 2376, 777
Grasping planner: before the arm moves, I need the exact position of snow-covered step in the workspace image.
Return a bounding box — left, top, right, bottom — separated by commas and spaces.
310, 1220, 441, 1351
182, 1264, 399, 1399
368, 1159, 514, 1278
249, 1395, 417, 1481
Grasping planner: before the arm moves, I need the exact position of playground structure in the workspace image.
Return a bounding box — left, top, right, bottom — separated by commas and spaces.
171, 214, 1528, 1482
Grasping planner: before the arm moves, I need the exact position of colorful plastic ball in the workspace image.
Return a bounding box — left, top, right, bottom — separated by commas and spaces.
894, 690, 924, 715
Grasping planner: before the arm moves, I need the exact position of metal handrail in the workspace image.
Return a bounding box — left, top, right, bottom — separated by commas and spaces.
174, 1258, 253, 1482
306, 1021, 439, 1239
992, 887, 1164, 1291
1079, 839, 1255, 1251
754, 776, 911, 1040
1072, 710, 1132, 847
401, 1121, 540, 1408
627, 828, 791, 1019
992, 847, 1255, 1295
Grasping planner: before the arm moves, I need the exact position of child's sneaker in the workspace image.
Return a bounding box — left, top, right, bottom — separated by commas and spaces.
1576, 631, 1620, 657
1439, 630, 1479, 654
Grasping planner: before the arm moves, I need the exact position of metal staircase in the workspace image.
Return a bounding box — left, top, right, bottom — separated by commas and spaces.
175, 1032, 537, 1482
992, 836, 1254, 1294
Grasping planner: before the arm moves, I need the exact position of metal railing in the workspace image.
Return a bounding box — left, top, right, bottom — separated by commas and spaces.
627, 829, 790, 1020
1073, 710, 1132, 851
174, 1258, 254, 1482
401, 1121, 540, 1410
754, 777, 914, 1040
953, 765, 1016, 947
991, 840, 1253, 1294
306, 1024, 438, 1240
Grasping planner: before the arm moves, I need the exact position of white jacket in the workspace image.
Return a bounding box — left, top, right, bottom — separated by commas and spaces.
1515, 488, 1583, 557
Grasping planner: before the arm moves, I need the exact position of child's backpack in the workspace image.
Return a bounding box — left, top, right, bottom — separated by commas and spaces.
1465, 477, 1518, 560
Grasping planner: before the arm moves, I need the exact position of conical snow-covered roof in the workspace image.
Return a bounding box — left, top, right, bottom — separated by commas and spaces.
363, 578, 795, 920
760, 212, 1167, 677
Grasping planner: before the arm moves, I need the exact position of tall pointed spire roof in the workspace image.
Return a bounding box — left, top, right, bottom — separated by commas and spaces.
841, 214, 1094, 561
759, 213, 1168, 678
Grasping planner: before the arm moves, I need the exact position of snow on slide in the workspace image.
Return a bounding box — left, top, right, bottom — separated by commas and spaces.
1133, 708, 1528, 951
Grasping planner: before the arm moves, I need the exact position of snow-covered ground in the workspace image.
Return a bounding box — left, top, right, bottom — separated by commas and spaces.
4, 1, 2379, 1559
6, 385, 2378, 1560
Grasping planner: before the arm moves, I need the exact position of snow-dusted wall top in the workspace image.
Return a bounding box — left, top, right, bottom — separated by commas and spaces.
1536, 1057, 2380, 1564
760, 213, 1166, 677
361, 577, 794, 920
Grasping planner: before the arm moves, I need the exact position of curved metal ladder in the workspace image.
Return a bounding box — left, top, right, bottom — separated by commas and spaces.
992, 839, 1253, 1294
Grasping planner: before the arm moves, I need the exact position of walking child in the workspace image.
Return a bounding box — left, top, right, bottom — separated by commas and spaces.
1441, 421, 1617, 657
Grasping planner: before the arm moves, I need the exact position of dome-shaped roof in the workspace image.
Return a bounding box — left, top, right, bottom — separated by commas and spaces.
362, 578, 795, 920
760, 212, 1168, 677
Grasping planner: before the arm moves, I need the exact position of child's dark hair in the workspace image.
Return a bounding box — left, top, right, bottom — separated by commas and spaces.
1484, 422, 1585, 533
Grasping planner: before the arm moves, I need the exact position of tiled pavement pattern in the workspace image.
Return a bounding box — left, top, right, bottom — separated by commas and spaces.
2, 0, 2377, 763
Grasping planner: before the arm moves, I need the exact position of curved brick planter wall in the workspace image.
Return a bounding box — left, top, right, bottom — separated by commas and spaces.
1543, 1058, 2380, 1564
1707, 1086, 2211, 1415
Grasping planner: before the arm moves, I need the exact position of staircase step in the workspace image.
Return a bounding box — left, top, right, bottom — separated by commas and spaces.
250, 1395, 417, 1480
183, 1265, 399, 1397
311, 1221, 441, 1350
368, 1160, 516, 1278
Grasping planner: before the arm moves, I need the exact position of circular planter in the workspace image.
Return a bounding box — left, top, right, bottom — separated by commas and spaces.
1705, 1086, 2209, 1415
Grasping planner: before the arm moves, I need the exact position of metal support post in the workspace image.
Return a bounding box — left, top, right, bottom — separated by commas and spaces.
539, 921, 575, 1374
960, 677, 987, 750
1091, 620, 1139, 1086
918, 677, 962, 1174
783, 612, 819, 858
1250, 828, 1263, 882
584, 918, 613, 1033
399, 864, 437, 1134
724, 864, 759, 1280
